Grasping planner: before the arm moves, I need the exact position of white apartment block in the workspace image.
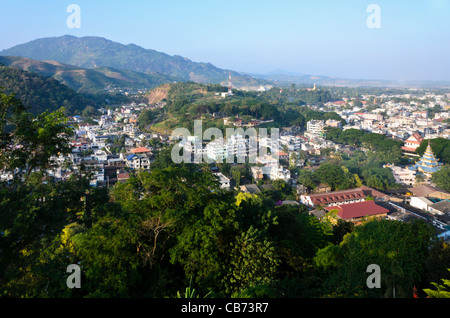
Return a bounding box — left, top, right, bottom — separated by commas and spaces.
280, 136, 302, 151
206, 140, 228, 162
307, 120, 325, 135
388, 165, 416, 186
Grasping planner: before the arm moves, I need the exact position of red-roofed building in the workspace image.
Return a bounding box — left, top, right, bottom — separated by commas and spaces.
278, 151, 289, 160
300, 188, 366, 208
324, 200, 389, 225
300, 186, 388, 208
401, 132, 423, 155
131, 147, 152, 154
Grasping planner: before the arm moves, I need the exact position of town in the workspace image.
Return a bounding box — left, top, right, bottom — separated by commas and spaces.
4, 85, 448, 243
2, 1, 450, 301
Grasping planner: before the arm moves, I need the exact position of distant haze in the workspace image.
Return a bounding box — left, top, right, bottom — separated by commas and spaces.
1, 0, 449, 82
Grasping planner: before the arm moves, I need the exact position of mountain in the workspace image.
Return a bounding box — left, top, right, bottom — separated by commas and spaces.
250, 71, 450, 89
0, 35, 269, 88
0, 56, 179, 93
0, 63, 96, 115
249, 71, 395, 87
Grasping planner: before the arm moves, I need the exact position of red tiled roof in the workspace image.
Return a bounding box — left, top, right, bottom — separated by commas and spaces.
131, 147, 151, 154
401, 146, 418, 152
310, 189, 366, 206
324, 200, 389, 220
117, 173, 130, 179
408, 132, 424, 143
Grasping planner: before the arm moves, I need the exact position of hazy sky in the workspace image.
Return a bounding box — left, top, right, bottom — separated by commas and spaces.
1, 0, 449, 81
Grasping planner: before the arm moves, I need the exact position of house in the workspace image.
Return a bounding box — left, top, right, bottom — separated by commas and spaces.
428, 200, 450, 215
401, 132, 423, 155
300, 186, 388, 208
251, 166, 264, 180
306, 120, 325, 136
409, 196, 433, 211
387, 165, 416, 186
213, 172, 231, 189
311, 183, 330, 194
300, 188, 367, 208
126, 154, 150, 170
324, 200, 390, 225
268, 166, 291, 182
117, 171, 130, 183
240, 184, 261, 194
408, 185, 450, 200
277, 151, 289, 160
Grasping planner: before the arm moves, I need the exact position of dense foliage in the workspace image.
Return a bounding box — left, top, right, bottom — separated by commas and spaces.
1, 92, 449, 298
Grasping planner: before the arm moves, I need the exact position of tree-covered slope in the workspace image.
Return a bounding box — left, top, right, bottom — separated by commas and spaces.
0, 56, 178, 94
0, 63, 93, 115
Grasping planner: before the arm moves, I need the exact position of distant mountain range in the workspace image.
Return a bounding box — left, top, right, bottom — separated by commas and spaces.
0, 35, 270, 90
249, 71, 450, 89
1, 35, 449, 92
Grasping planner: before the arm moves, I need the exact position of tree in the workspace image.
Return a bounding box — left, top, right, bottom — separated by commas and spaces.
0, 92, 90, 297
432, 165, 450, 192
423, 269, 450, 298
315, 219, 435, 298
0, 102, 74, 186
81, 105, 99, 118
225, 226, 280, 295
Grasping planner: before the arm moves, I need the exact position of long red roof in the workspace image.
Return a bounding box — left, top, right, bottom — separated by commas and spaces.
324, 200, 389, 220
309, 189, 366, 206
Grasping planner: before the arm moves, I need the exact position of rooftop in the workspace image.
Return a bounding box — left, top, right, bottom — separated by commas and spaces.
131, 147, 152, 154
324, 200, 390, 220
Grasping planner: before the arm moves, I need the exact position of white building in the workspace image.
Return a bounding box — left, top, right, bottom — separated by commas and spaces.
388, 165, 416, 186
99, 115, 115, 127
213, 172, 231, 189
125, 154, 150, 170
409, 196, 433, 211
206, 140, 228, 162
268, 166, 291, 182
280, 136, 302, 151
226, 134, 248, 162
94, 150, 108, 163
307, 120, 325, 135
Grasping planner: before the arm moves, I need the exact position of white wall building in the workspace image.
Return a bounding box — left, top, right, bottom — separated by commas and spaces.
307, 120, 325, 135
409, 196, 433, 211
388, 165, 416, 186
213, 172, 231, 189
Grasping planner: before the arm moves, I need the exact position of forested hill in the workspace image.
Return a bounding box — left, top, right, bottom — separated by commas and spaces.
0, 56, 179, 94
0, 63, 94, 115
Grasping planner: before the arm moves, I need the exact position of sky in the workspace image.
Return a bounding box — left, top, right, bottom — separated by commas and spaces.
0, 0, 449, 82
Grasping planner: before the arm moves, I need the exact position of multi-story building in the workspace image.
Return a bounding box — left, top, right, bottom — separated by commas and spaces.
401, 132, 423, 156
387, 165, 416, 186
206, 140, 228, 162
306, 120, 325, 136
125, 154, 150, 170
